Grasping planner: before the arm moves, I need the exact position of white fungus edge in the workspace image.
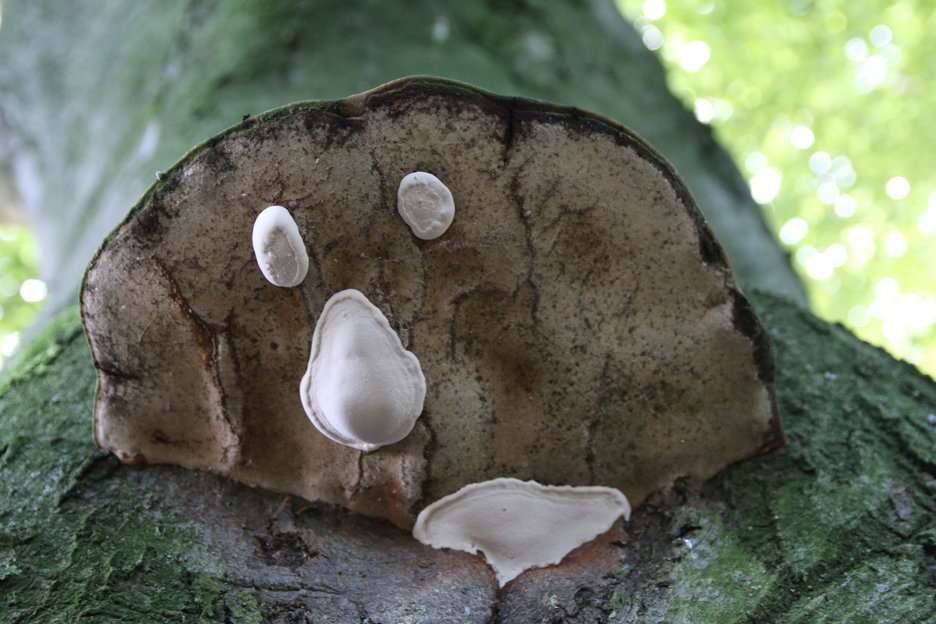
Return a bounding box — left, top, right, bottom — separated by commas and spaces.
299, 289, 427, 452
251, 205, 309, 287
396, 171, 456, 240
412, 478, 631, 586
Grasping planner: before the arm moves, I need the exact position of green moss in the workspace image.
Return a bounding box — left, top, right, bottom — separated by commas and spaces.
601, 292, 936, 622
0, 311, 237, 623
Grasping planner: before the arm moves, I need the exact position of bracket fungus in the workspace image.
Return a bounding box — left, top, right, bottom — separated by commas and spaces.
413, 478, 631, 586
82, 77, 782, 534
251, 205, 309, 287
300, 288, 426, 452
396, 171, 456, 240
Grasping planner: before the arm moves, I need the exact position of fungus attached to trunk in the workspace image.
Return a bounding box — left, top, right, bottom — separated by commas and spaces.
251, 205, 309, 287
82, 77, 782, 531
396, 171, 456, 240
300, 289, 426, 452
413, 478, 631, 586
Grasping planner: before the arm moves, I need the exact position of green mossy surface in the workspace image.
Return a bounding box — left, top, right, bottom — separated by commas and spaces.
2, 295, 934, 623
0, 310, 229, 623
601, 292, 936, 623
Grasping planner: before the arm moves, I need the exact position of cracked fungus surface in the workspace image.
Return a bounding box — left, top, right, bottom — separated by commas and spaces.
81, 77, 781, 529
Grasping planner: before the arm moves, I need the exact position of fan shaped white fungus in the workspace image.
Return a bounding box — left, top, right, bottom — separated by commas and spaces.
300, 289, 426, 452
396, 171, 455, 239
413, 478, 631, 586
251, 205, 309, 287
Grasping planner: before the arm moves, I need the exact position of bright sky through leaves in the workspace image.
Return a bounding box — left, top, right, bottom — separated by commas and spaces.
618, 0, 936, 378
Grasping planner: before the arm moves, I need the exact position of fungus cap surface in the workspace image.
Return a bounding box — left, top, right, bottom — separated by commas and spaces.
300, 289, 426, 452
396, 171, 456, 239
413, 478, 631, 586
251, 205, 309, 287
82, 77, 782, 529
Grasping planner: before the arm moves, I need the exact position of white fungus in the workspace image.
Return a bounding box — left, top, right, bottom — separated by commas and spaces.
396, 171, 455, 239
300, 289, 426, 452
252, 205, 309, 287
413, 478, 631, 586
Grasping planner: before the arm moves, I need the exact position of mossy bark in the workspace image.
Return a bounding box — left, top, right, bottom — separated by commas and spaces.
2, 1, 934, 621
1, 294, 934, 622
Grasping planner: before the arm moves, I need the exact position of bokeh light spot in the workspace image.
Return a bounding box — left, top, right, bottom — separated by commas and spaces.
745, 151, 768, 173
854, 55, 888, 92
881, 43, 903, 66
826, 243, 849, 267
846, 225, 876, 262
885, 176, 910, 199
848, 305, 871, 327
642, 0, 666, 20
795, 245, 817, 266
845, 37, 869, 61
750, 166, 782, 204
779, 217, 809, 245
694, 98, 714, 123
641, 25, 663, 50
817, 181, 840, 205
0, 333, 19, 358
870, 24, 893, 47
919, 206, 936, 234
790, 125, 815, 149
834, 195, 857, 218
875, 277, 900, 299
883, 231, 908, 257
679, 40, 711, 72
809, 151, 832, 174
805, 253, 834, 280
18, 279, 47, 303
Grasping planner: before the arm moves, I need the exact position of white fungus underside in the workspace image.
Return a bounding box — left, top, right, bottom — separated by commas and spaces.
396, 171, 455, 240
300, 289, 426, 452
413, 478, 631, 586
252, 205, 309, 287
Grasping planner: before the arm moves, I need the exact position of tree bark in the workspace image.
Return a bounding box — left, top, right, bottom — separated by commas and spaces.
1, 293, 934, 622
1, 1, 934, 622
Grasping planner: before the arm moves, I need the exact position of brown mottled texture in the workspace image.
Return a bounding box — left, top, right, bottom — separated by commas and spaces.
82, 78, 781, 529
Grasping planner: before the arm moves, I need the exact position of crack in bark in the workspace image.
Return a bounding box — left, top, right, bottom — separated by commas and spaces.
97, 365, 141, 381
223, 576, 340, 594
501, 100, 518, 165
345, 450, 366, 504
153, 258, 241, 462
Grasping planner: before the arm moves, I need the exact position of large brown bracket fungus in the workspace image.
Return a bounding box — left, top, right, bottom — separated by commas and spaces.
81, 77, 783, 539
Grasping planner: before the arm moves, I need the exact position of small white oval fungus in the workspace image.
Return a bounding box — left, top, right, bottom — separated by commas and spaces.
396, 171, 455, 240
300, 289, 426, 452
252, 205, 309, 287
413, 478, 631, 586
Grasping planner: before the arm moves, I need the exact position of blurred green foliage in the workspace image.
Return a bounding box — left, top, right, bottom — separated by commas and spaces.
0, 223, 44, 367
618, 0, 936, 378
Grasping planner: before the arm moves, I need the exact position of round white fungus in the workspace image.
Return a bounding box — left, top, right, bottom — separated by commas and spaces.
300, 289, 426, 452
252, 205, 309, 287
396, 171, 455, 240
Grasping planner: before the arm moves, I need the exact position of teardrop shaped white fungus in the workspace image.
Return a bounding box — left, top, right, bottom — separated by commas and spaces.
252, 205, 309, 287
300, 289, 426, 452
413, 478, 631, 587
396, 171, 455, 240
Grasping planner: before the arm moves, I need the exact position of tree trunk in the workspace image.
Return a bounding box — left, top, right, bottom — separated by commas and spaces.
1, 1, 933, 622
0, 0, 805, 319
1, 293, 934, 622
